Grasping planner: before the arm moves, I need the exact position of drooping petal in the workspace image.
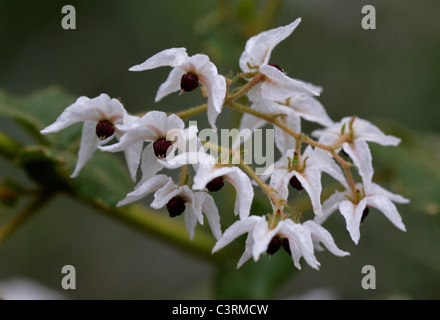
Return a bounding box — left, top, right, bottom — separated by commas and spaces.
294, 167, 324, 217
269, 168, 295, 208
212, 216, 261, 253
117, 174, 172, 207
239, 18, 302, 72
287, 96, 334, 127
122, 140, 144, 182
129, 47, 188, 71
342, 140, 374, 187
185, 204, 199, 241
155, 67, 186, 102
274, 110, 300, 155
339, 198, 367, 244
84, 93, 127, 124
150, 180, 181, 209
251, 218, 281, 261
137, 143, 165, 186
237, 234, 254, 268
71, 121, 99, 178
200, 193, 222, 240
366, 195, 406, 232
40, 96, 99, 134
259, 64, 320, 100
365, 182, 410, 204
303, 221, 350, 257
349, 117, 401, 146
280, 220, 320, 270
319, 189, 349, 224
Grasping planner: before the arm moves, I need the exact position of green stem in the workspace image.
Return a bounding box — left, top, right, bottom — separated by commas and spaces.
0, 192, 54, 246
173, 104, 208, 119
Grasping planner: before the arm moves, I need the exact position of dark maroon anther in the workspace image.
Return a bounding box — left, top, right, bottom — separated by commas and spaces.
289, 176, 303, 191
96, 120, 115, 140
266, 235, 283, 255
282, 238, 291, 255
361, 207, 370, 222
180, 73, 199, 92
206, 177, 225, 192
268, 63, 284, 72
153, 138, 173, 158
166, 197, 186, 218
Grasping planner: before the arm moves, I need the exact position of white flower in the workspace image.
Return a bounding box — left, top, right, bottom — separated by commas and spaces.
239, 18, 320, 100
267, 146, 347, 217
212, 215, 349, 270
317, 182, 409, 244
99, 110, 196, 185
40, 93, 142, 180
129, 48, 227, 130
313, 117, 401, 187
117, 175, 222, 240
158, 150, 254, 220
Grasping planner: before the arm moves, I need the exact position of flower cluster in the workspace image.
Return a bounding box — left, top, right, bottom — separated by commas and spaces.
40, 18, 408, 270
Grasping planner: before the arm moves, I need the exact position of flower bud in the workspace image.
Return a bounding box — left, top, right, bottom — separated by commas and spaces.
166, 197, 186, 218
95, 120, 115, 140
289, 175, 303, 191
266, 235, 283, 255
153, 138, 173, 158
180, 73, 199, 92
206, 177, 225, 192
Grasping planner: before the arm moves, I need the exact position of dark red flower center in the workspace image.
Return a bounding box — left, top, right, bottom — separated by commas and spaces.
96, 120, 115, 140
166, 197, 186, 218
180, 73, 199, 92
361, 207, 370, 222
153, 138, 173, 158
266, 236, 283, 255
269, 63, 284, 72
206, 177, 225, 192
289, 176, 303, 191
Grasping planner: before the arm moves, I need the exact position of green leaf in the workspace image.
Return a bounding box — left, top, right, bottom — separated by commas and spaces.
0, 87, 80, 148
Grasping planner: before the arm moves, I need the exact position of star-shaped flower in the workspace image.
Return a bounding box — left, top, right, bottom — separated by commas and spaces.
267, 146, 348, 216
99, 111, 196, 185
239, 18, 320, 100
313, 117, 401, 187
317, 182, 409, 244
212, 215, 349, 269
158, 150, 254, 220
40, 93, 143, 180
129, 48, 227, 130
118, 174, 221, 240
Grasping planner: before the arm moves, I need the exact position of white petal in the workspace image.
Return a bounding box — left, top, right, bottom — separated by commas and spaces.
225, 167, 254, 220
155, 67, 186, 102
150, 180, 181, 209
84, 94, 127, 124
303, 221, 350, 257
343, 140, 374, 187
269, 169, 295, 207
122, 140, 144, 182
350, 117, 401, 146
319, 189, 349, 224
212, 216, 261, 253
288, 96, 334, 127
259, 64, 320, 100
237, 234, 254, 268
339, 198, 367, 244
40, 96, 99, 134
295, 167, 323, 217
280, 220, 320, 270
251, 218, 281, 261
71, 121, 99, 178
137, 143, 165, 185
274, 110, 300, 155
117, 175, 172, 207
365, 182, 410, 204
311, 148, 348, 189
239, 18, 301, 72
366, 195, 406, 232
232, 112, 267, 150
129, 47, 188, 71
185, 204, 199, 241
201, 193, 222, 240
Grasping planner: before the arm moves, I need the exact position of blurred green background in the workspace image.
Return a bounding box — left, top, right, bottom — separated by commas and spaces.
0, 0, 439, 299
